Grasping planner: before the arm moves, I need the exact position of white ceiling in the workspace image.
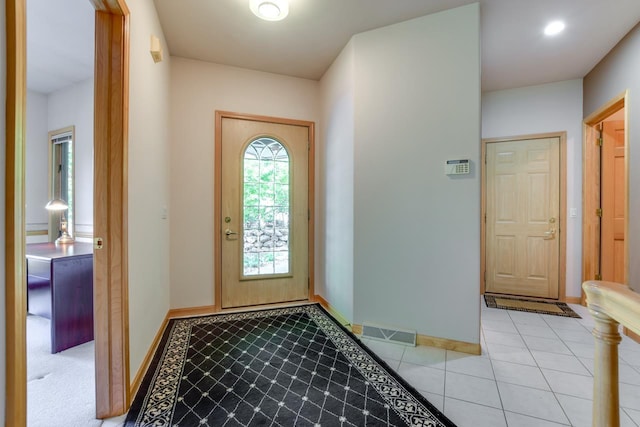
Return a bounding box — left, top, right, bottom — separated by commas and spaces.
27, 0, 640, 94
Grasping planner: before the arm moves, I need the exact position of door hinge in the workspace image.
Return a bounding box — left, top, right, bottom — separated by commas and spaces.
597, 137, 603, 147
596, 208, 603, 217
308, 209, 311, 220
307, 141, 310, 151
484, 213, 486, 223
595, 274, 602, 280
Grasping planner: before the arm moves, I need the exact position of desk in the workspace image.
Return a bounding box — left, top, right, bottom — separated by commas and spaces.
26, 242, 94, 353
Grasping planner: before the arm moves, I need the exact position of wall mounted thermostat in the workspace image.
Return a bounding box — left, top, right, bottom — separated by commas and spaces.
445, 159, 470, 175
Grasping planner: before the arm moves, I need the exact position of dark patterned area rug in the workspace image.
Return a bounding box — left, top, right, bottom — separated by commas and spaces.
125, 303, 456, 426
484, 294, 581, 318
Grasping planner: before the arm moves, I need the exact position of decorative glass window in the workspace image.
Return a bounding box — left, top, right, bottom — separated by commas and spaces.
243, 138, 290, 276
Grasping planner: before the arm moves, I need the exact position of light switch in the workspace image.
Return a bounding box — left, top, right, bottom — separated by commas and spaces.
570, 208, 577, 218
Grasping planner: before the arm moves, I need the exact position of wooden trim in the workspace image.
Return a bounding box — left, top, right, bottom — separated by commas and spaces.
26, 229, 47, 236
214, 111, 316, 310
93, 4, 131, 418
481, 132, 568, 300
623, 327, 640, 344
352, 324, 481, 355
313, 295, 350, 326
129, 313, 170, 399
168, 305, 218, 319
5, 0, 27, 425
582, 91, 628, 304
480, 141, 486, 294
565, 296, 583, 305
74, 231, 94, 239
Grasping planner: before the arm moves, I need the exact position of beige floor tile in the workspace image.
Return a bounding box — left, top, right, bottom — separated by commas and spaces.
491, 360, 550, 390
401, 345, 446, 369
515, 323, 559, 339
363, 339, 406, 361
497, 382, 569, 424
445, 371, 501, 409
530, 350, 592, 376
482, 319, 519, 334
541, 368, 593, 400
445, 350, 495, 380
522, 335, 572, 355
419, 391, 444, 413
444, 397, 507, 427
484, 330, 527, 348
397, 361, 445, 395
504, 411, 570, 426
486, 343, 537, 366
556, 393, 638, 427
620, 382, 640, 411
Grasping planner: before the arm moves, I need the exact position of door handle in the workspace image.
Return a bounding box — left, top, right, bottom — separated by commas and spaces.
544, 229, 556, 240
225, 229, 239, 240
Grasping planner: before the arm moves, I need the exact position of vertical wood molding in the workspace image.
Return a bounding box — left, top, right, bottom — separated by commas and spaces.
5, 1, 27, 425
93, 5, 130, 418
582, 92, 627, 304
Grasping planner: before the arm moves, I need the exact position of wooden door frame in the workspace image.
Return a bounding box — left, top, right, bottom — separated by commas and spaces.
214, 111, 315, 311
5, 0, 131, 424
481, 132, 567, 300
581, 91, 628, 304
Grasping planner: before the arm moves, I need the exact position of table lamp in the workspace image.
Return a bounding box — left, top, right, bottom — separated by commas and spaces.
45, 198, 74, 244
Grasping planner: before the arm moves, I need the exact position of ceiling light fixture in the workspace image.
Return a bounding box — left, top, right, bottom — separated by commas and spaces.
250, 0, 289, 21
544, 20, 565, 36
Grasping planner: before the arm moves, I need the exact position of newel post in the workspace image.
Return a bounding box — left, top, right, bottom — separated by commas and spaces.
588, 306, 621, 427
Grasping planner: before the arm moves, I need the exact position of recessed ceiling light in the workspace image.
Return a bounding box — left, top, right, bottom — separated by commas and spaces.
544, 21, 565, 36
250, 0, 289, 21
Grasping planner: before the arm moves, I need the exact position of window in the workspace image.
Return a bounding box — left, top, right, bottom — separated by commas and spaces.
49, 127, 75, 239
242, 137, 290, 276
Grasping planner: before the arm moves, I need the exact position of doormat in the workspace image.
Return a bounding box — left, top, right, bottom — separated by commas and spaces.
484, 295, 581, 318
125, 303, 457, 426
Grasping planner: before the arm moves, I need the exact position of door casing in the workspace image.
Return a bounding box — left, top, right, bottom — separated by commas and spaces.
5, 0, 131, 424
582, 91, 629, 303
481, 132, 567, 300
214, 111, 315, 311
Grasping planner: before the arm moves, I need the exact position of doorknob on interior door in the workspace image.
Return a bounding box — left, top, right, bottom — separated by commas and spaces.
544, 228, 556, 240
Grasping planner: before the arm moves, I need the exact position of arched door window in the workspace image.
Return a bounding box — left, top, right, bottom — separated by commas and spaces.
243, 138, 290, 276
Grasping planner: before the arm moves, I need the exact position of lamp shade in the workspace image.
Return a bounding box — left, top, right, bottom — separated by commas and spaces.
45, 198, 69, 211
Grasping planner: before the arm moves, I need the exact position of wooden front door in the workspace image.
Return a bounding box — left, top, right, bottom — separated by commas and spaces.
601, 120, 626, 283
220, 116, 309, 308
486, 137, 560, 299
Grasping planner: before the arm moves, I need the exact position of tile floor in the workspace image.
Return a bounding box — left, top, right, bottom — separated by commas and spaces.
358, 300, 640, 427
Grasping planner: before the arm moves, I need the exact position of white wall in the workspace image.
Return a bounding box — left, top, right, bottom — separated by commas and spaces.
352, 4, 481, 344
318, 41, 355, 321
169, 58, 320, 309
47, 78, 94, 241
127, 0, 172, 377
1, 2, 6, 421
584, 22, 640, 292
26, 90, 49, 242
482, 79, 584, 297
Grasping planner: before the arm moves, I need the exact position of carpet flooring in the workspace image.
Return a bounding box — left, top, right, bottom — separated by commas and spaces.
484, 295, 581, 318
126, 304, 456, 426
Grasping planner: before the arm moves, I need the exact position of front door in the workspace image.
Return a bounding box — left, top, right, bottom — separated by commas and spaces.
220, 116, 309, 308
485, 137, 560, 299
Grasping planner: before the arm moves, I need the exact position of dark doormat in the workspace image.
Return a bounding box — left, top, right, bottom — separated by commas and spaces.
484, 294, 581, 318
125, 303, 457, 426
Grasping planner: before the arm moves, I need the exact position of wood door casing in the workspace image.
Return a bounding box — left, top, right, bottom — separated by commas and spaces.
486, 137, 560, 299
220, 117, 309, 308
601, 120, 626, 283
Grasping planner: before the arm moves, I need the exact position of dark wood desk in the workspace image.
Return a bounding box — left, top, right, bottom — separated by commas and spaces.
26, 242, 94, 353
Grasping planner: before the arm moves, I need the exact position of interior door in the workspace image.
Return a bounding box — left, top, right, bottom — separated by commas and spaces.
486, 137, 560, 299
220, 117, 309, 308
601, 120, 626, 283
